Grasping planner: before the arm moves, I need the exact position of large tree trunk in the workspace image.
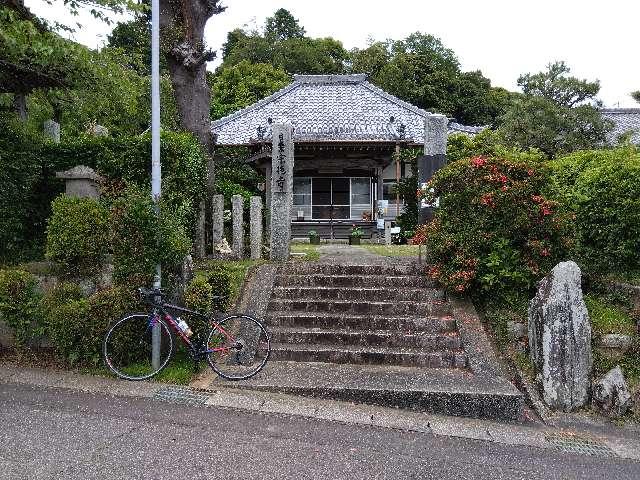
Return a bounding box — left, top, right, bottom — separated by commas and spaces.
159, 0, 225, 255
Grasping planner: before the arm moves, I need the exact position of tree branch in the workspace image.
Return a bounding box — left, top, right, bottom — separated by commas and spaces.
170, 42, 216, 70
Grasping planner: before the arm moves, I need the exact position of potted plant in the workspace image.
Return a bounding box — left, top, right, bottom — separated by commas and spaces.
308, 230, 320, 245
349, 225, 363, 245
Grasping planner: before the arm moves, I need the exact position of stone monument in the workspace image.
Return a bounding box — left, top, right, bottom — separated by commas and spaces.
528, 261, 592, 411
55, 165, 103, 199
43, 119, 60, 143
269, 123, 294, 261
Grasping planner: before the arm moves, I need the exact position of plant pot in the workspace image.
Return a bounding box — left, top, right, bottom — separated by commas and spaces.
309, 235, 320, 245
348, 236, 361, 245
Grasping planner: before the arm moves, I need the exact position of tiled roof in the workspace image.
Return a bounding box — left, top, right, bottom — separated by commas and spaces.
601, 108, 640, 145
211, 74, 484, 145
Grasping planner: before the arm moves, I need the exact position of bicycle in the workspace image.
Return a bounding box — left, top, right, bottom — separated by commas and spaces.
103, 287, 270, 381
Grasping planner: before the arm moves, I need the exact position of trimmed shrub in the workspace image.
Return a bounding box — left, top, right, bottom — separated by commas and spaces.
45, 195, 109, 276
43, 283, 139, 364
184, 275, 214, 314
0, 269, 42, 346
110, 186, 191, 286
550, 146, 640, 275
416, 152, 571, 298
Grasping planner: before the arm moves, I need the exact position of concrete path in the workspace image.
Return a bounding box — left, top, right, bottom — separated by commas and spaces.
1, 362, 639, 470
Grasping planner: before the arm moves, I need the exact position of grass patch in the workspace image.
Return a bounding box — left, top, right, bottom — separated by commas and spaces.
359, 244, 421, 257
290, 242, 321, 260
585, 294, 636, 336
194, 259, 264, 308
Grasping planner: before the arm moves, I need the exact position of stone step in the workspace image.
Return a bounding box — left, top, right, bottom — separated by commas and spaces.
211, 361, 525, 420
277, 263, 423, 277
271, 286, 444, 302
274, 274, 436, 289
269, 343, 467, 368
269, 326, 462, 350
267, 299, 450, 317
265, 313, 457, 333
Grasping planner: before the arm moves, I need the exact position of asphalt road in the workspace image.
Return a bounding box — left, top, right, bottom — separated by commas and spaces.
0, 381, 638, 480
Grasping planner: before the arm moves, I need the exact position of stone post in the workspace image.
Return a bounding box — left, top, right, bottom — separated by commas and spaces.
232, 194, 244, 259
43, 120, 60, 143
195, 199, 206, 258
418, 114, 447, 224
269, 123, 294, 261
528, 261, 592, 411
384, 219, 392, 245
212, 194, 224, 248
55, 165, 103, 199
249, 196, 263, 260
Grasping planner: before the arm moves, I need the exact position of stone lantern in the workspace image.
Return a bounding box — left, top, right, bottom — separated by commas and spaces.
55, 165, 104, 199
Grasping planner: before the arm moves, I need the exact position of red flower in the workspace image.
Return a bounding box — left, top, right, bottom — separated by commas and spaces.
532, 195, 543, 203
471, 156, 487, 168
541, 206, 552, 216
527, 169, 534, 176
541, 248, 551, 257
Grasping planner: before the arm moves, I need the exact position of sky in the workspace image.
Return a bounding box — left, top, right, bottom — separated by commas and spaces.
25, 0, 640, 107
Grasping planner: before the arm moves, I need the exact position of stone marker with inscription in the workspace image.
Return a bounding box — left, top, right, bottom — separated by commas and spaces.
270, 123, 294, 261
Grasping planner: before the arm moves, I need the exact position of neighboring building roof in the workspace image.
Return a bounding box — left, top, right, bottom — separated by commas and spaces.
211, 74, 484, 146
601, 108, 640, 145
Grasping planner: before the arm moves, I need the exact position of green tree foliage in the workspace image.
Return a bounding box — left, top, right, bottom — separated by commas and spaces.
220, 9, 349, 74
210, 61, 290, 120
498, 62, 612, 157
0, 6, 90, 94
265, 8, 306, 41
632, 91, 640, 103
350, 33, 515, 126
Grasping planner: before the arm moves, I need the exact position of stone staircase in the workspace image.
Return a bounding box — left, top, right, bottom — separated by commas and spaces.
211, 255, 525, 420
266, 263, 468, 370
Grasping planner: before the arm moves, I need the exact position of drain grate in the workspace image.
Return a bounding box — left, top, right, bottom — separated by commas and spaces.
545, 433, 617, 458
153, 386, 210, 406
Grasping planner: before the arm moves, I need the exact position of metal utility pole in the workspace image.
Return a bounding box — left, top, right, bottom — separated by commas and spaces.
151, 0, 162, 369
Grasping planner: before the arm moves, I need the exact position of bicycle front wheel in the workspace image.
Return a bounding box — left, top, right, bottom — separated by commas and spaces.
103, 313, 174, 381
206, 314, 270, 380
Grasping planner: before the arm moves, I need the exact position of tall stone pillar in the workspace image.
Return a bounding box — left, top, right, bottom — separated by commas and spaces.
249, 196, 263, 260
212, 194, 224, 248
232, 195, 244, 259
269, 123, 294, 261
418, 114, 447, 224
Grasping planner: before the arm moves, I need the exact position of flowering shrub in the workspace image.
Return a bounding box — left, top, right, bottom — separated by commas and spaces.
414, 153, 571, 297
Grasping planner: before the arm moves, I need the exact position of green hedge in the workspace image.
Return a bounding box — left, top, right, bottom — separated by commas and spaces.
550, 146, 640, 276
0, 122, 206, 263
0, 118, 45, 261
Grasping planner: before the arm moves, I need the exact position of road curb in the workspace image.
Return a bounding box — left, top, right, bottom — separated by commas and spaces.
2, 362, 639, 462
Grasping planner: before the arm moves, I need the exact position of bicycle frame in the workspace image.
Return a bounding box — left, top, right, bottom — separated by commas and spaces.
149, 302, 236, 358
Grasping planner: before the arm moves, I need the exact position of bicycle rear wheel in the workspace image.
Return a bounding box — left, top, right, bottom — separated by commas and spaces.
103, 313, 174, 381
206, 314, 270, 380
